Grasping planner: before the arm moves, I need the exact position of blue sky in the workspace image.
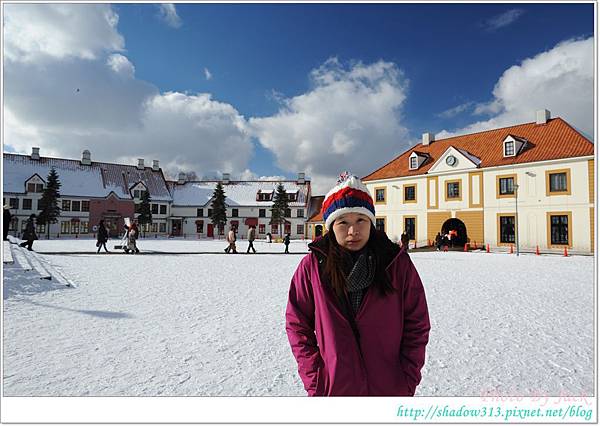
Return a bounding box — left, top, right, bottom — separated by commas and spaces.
3, 3, 595, 193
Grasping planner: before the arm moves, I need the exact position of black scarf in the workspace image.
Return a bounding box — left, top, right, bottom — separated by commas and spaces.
344, 249, 376, 315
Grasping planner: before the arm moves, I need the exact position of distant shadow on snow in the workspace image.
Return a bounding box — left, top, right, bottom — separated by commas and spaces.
22, 300, 134, 319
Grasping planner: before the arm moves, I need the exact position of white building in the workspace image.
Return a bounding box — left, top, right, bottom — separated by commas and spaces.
167, 173, 311, 239
363, 110, 595, 253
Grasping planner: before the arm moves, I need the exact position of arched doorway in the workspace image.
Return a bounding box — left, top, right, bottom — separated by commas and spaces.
315, 224, 323, 238
441, 218, 467, 247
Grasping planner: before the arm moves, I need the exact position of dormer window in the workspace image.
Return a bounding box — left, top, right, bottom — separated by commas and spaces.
410, 157, 418, 170
503, 135, 527, 158
504, 141, 515, 157
409, 152, 428, 170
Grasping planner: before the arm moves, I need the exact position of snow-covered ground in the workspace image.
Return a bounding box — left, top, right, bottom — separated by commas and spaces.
2, 238, 594, 396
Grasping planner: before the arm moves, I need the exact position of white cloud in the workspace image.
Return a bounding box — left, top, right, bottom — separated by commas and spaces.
437, 102, 475, 119
484, 9, 525, 32
4, 4, 255, 182
157, 4, 182, 28
204, 67, 213, 80
438, 37, 594, 140
3, 4, 124, 63
250, 58, 411, 195
237, 170, 286, 181
107, 54, 135, 79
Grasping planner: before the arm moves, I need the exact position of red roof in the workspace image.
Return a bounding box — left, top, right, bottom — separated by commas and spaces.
363, 118, 593, 181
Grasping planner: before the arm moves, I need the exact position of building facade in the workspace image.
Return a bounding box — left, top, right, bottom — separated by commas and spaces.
3, 148, 311, 240
363, 111, 595, 253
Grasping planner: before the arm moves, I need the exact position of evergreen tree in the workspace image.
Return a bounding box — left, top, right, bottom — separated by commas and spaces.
210, 182, 227, 236
37, 167, 62, 239
270, 183, 289, 237
137, 190, 153, 237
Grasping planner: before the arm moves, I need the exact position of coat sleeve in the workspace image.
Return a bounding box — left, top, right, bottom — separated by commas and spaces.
399, 256, 431, 395
285, 256, 322, 396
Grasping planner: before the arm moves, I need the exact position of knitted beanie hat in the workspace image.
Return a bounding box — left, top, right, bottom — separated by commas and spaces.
321, 172, 376, 230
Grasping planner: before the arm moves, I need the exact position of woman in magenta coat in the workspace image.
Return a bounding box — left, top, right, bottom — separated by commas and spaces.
286, 172, 430, 396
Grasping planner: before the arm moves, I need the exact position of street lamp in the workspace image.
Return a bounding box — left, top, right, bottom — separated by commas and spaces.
514, 183, 519, 256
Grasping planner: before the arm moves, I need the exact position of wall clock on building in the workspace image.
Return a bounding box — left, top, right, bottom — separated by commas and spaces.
446, 155, 457, 166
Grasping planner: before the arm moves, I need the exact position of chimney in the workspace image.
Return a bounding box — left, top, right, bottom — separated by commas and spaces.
422, 133, 434, 146
137, 159, 145, 170
177, 172, 186, 185
81, 150, 91, 166
31, 147, 40, 160
297, 172, 305, 184
152, 160, 159, 171
222, 173, 230, 184
536, 109, 551, 124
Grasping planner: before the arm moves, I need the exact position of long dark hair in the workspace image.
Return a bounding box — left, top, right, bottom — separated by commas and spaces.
324, 224, 395, 299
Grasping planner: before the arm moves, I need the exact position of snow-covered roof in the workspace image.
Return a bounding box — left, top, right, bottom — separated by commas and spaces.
3, 153, 172, 201
169, 181, 310, 207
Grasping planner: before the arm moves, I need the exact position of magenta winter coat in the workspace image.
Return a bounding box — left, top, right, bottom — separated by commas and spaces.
285, 233, 430, 396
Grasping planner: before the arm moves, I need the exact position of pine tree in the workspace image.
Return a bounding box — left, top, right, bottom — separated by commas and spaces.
210, 182, 227, 236
137, 190, 153, 237
270, 183, 289, 237
37, 167, 62, 239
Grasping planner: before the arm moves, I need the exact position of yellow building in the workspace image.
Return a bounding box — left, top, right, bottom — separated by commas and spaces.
363, 110, 595, 253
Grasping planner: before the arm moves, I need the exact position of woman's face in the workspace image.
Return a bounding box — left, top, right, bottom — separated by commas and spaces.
332, 213, 371, 251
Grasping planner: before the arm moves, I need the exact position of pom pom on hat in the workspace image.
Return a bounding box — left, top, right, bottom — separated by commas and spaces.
321, 172, 376, 230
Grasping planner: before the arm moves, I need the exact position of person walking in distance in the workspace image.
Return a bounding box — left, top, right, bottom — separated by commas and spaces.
19, 214, 38, 251
283, 233, 291, 254
3, 204, 12, 241
225, 226, 237, 254
285, 172, 430, 396
247, 225, 257, 254
96, 220, 110, 253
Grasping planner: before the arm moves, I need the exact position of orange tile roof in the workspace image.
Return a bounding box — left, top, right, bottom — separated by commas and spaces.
363, 118, 594, 181
307, 211, 323, 223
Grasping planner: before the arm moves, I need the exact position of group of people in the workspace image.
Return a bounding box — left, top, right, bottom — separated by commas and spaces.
224, 226, 291, 254
434, 230, 457, 251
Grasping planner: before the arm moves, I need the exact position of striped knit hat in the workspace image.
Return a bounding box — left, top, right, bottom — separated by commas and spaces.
321, 172, 376, 230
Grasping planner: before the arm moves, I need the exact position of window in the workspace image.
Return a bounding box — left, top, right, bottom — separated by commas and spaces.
548, 172, 568, 193
61, 221, 70, 234
258, 193, 272, 202
72, 222, 80, 234
271, 224, 279, 234
36, 184, 44, 193
498, 175, 516, 197
152, 204, 159, 214
197, 208, 203, 217
232, 209, 239, 218
297, 224, 304, 235
403, 185, 416, 202
81, 201, 90, 212
499, 215, 515, 244
9, 217, 18, 231
375, 187, 386, 204
72, 200, 81, 212
410, 156, 418, 170
22, 198, 32, 210
160, 205, 167, 215
9, 198, 19, 209
133, 190, 141, 199
159, 223, 166, 233
375, 218, 386, 233
259, 224, 266, 234
259, 209, 266, 218
284, 208, 291, 218
550, 214, 569, 245
284, 222, 291, 234
446, 181, 461, 200
36, 223, 46, 234
27, 183, 36, 193
196, 222, 204, 233
404, 217, 416, 240
208, 209, 213, 217
504, 141, 515, 157
134, 203, 141, 213
287, 193, 297, 202
151, 223, 158, 233
297, 209, 304, 218
81, 222, 89, 233
62, 200, 71, 211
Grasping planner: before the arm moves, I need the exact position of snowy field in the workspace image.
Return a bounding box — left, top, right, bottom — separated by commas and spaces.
2, 238, 595, 396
